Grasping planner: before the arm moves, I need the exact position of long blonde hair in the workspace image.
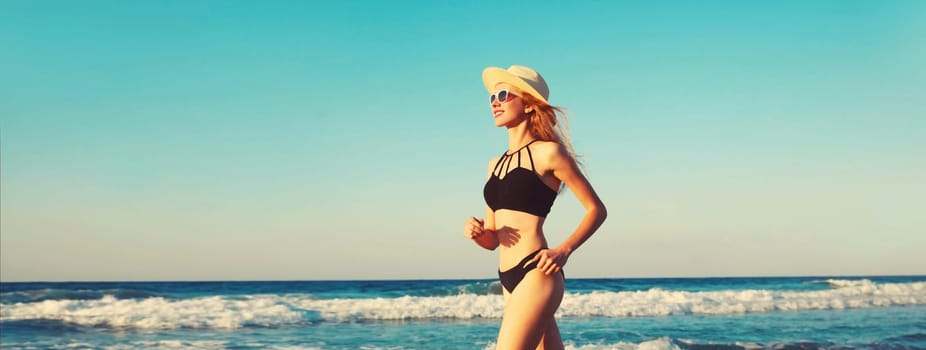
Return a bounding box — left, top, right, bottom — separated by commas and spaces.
517, 91, 581, 166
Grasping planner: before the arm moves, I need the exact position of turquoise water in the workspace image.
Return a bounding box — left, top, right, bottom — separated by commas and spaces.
2, 276, 924, 349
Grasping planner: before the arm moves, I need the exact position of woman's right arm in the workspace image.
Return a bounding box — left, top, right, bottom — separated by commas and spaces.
465, 210, 498, 250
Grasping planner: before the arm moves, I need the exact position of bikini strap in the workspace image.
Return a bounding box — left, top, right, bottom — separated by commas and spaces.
499, 140, 540, 175
503, 151, 512, 175
491, 152, 507, 176
505, 139, 539, 156
525, 141, 537, 171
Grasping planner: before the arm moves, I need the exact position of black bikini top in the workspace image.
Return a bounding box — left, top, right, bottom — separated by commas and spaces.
483, 140, 557, 218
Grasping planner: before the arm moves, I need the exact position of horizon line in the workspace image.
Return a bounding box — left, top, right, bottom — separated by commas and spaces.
2, 273, 924, 284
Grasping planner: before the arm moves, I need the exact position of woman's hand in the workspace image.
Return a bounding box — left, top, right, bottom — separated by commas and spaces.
463, 217, 485, 239
529, 247, 572, 275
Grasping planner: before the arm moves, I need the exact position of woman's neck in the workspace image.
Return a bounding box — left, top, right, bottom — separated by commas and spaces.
506, 123, 534, 152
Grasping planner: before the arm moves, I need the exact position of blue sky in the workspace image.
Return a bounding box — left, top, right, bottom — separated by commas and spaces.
2, 1, 924, 281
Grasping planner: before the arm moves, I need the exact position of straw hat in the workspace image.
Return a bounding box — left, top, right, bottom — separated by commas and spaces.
482, 65, 549, 104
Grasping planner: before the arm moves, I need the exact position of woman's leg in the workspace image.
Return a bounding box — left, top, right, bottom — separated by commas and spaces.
496, 269, 564, 349
537, 319, 564, 350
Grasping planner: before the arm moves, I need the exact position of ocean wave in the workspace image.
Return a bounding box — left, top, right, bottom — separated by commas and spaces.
558, 280, 925, 317
825, 278, 878, 290
544, 337, 684, 350
415, 280, 504, 297
1, 337, 883, 350
0, 340, 246, 350
0, 288, 165, 304
0, 294, 312, 329
102, 340, 230, 350
498, 337, 859, 350
451, 280, 504, 296
1, 280, 923, 329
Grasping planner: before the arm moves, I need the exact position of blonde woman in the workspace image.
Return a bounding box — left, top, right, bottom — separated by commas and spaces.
464, 65, 607, 349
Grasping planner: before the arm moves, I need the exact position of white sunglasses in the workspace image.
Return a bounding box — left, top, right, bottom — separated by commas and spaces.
489, 89, 519, 104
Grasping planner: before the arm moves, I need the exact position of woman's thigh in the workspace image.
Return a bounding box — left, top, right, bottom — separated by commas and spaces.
496, 269, 564, 349
539, 319, 564, 350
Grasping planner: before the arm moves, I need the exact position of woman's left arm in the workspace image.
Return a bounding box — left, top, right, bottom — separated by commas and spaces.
535, 143, 608, 275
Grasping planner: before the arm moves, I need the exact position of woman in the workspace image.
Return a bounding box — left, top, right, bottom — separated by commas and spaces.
463, 65, 607, 349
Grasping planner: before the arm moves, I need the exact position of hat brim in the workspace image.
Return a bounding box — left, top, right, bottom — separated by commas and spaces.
482, 67, 548, 104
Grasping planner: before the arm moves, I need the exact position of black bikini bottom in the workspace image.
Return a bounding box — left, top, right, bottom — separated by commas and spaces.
498, 249, 564, 293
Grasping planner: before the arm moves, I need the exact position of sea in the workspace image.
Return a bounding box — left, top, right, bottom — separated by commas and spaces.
1, 276, 924, 349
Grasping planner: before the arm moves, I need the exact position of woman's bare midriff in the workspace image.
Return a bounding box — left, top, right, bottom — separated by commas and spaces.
493, 209, 549, 270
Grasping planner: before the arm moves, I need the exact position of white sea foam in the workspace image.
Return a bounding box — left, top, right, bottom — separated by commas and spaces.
102, 340, 229, 350
290, 294, 503, 321
103, 342, 320, 350
0, 294, 306, 329
826, 278, 878, 289
2, 281, 924, 329
558, 280, 926, 317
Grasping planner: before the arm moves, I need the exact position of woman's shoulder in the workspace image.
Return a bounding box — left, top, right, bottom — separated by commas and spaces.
486, 156, 501, 174
530, 140, 573, 171
530, 140, 569, 157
